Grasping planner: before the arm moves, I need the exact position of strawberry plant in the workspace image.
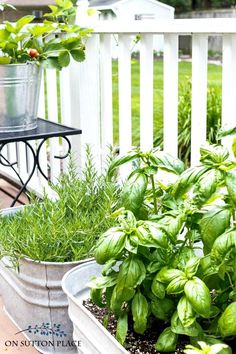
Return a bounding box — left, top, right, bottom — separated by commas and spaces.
0, 0, 92, 69
88, 142, 236, 352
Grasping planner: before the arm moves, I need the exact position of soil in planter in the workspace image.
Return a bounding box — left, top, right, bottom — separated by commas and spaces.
83, 299, 236, 354
83, 299, 188, 354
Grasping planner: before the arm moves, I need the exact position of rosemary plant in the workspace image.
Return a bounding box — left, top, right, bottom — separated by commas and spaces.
0, 146, 120, 264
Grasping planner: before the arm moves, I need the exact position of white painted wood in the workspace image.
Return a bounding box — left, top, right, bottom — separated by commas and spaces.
118, 34, 132, 156
38, 70, 46, 119
59, 67, 73, 172
222, 34, 236, 153
46, 69, 61, 183
163, 34, 178, 157
68, 35, 101, 171
92, 19, 236, 35
191, 34, 208, 166
16, 142, 28, 183
100, 34, 113, 164
140, 34, 154, 151
36, 71, 49, 189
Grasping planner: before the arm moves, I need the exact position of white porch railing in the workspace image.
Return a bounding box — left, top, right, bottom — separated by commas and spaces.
1, 18, 236, 195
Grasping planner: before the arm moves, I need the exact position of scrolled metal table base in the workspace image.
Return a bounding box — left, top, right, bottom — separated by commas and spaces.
0, 136, 71, 207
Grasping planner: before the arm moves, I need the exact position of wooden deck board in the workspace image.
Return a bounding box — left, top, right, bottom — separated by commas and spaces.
0, 296, 38, 353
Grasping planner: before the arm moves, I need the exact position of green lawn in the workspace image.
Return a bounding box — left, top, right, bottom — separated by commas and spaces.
112, 60, 222, 146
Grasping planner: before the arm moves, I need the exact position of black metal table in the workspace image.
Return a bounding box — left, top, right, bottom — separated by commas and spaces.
0, 118, 82, 207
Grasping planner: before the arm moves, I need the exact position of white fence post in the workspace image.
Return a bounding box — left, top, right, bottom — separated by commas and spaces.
140, 34, 154, 151
118, 34, 132, 155
163, 34, 179, 157
100, 34, 113, 165
222, 34, 236, 153
191, 34, 208, 166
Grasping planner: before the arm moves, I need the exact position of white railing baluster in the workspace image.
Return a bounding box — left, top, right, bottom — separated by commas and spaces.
100, 34, 113, 163
68, 35, 101, 170
191, 34, 208, 166
118, 34, 132, 156
36, 71, 48, 190
46, 69, 61, 183
222, 34, 236, 153
59, 67, 72, 172
140, 34, 154, 151
163, 34, 179, 157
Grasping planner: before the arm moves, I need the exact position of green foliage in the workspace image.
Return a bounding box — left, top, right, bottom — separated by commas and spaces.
155, 79, 222, 165
88, 141, 236, 351
159, 0, 192, 12
0, 0, 92, 69
0, 147, 120, 264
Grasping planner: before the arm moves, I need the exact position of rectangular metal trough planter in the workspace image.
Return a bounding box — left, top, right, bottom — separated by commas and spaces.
0, 206, 92, 354
62, 261, 129, 354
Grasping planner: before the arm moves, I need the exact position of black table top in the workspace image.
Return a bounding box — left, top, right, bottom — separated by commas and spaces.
0, 118, 82, 144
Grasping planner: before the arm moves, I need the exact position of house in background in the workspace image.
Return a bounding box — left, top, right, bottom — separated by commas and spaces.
89, 0, 174, 22
1, 0, 174, 52
87, 0, 175, 53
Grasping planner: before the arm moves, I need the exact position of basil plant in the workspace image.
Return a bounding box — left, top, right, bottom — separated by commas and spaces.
88, 143, 236, 353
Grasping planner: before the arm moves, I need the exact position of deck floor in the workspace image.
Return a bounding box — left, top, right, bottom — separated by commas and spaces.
0, 179, 39, 353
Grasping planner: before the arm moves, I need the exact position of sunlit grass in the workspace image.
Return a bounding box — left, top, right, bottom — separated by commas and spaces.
112, 60, 222, 147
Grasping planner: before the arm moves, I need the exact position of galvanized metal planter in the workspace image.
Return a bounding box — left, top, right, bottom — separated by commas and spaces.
0, 206, 92, 354
62, 261, 128, 354
0, 63, 42, 132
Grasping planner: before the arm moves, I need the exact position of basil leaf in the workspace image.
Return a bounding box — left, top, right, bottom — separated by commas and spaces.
115, 256, 146, 301
151, 277, 166, 299
225, 169, 236, 205
166, 275, 188, 295
150, 151, 185, 175
120, 172, 148, 216
147, 261, 162, 274
177, 296, 196, 327
108, 152, 140, 178
173, 166, 210, 198
193, 169, 222, 206
95, 227, 126, 264
90, 288, 106, 308
158, 213, 185, 243
137, 222, 168, 248
199, 207, 231, 253
171, 311, 201, 337
211, 231, 236, 266
156, 267, 186, 283
151, 298, 175, 321
200, 143, 229, 165
185, 257, 200, 278
218, 302, 236, 337
155, 327, 178, 352
172, 247, 196, 271
116, 312, 128, 344
184, 277, 211, 318
191, 335, 232, 354
87, 273, 117, 289
110, 286, 124, 316
131, 292, 149, 334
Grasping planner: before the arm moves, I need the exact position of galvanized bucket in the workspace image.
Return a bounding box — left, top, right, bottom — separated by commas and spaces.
0, 256, 89, 354
0, 63, 42, 132
62, 262, 128, 354
0, 204, 93, 353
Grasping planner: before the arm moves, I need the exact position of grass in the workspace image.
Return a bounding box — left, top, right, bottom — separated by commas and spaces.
112, 60, 222, 147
